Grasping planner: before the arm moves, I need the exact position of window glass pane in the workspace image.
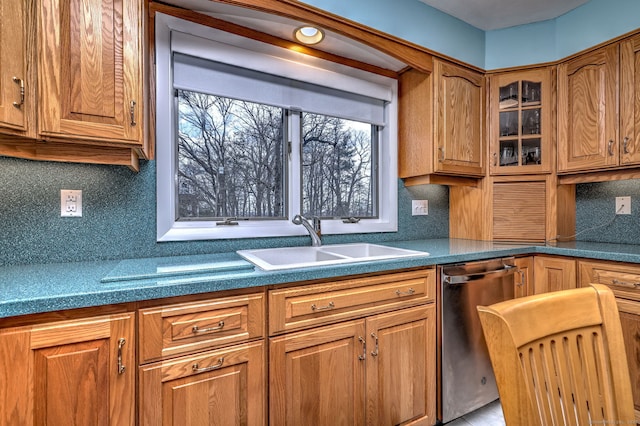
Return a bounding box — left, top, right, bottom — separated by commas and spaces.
301, 113, 376, 218
177, 90, 286, 220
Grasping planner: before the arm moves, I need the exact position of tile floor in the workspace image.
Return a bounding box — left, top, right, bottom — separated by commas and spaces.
444, 399, 505, 426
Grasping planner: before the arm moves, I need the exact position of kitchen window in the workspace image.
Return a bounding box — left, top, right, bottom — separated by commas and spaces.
155, 13, 398, 241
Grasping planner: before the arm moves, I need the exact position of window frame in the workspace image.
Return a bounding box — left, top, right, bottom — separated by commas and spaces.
155, 13, 398, 242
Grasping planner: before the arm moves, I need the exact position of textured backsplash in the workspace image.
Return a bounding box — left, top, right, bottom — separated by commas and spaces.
574, 179, 640, 244
0, 156, 449, 266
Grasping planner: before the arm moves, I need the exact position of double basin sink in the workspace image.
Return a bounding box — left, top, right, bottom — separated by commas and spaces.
237, 243, 429, 271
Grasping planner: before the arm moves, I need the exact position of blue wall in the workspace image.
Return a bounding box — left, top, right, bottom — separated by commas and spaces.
304, 0, 640, 70
301, 0, 485, 67
486, 0, 640, 69
0, 156, 449, 266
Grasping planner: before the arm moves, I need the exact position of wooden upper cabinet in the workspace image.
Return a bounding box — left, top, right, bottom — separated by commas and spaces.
0, 1, 29, 134
38, 0, 143, 145
434, 59, 485, 177
558, 40, 640, 174
620, 34, 640, 166
488, 68, 552, 175
399, 59, 485, 184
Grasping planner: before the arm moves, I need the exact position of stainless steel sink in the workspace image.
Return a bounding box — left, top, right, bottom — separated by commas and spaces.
237, 243, 428, 271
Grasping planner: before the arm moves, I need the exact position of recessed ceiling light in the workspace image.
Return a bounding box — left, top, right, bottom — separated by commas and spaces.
294, 26, 324, 45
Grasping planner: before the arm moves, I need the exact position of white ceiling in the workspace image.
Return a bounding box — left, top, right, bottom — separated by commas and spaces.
418, 0, 590, 30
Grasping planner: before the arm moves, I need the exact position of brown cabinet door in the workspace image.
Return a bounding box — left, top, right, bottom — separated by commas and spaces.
0, 313, 135, 426
140, 340, 266, 426
433, 59, 485, 176
269, 320, 366, 425
0, 1, 28, 133
620, 34, 640, 166
533, 256, 577, 294
558, 45, 619, 172
365, 304, 436, 426
37, 0, 143, 144
617, 300, 640, 421
514, 257, 533, 298
489, 69, 552, 175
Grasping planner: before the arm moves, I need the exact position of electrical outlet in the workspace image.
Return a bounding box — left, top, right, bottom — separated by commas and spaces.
412, 200, 428, 216
615, 196, 631, 215
61, 190, 83, 217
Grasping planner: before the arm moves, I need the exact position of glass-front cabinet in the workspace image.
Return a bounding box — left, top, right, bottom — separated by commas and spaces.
489, 68, 552, 174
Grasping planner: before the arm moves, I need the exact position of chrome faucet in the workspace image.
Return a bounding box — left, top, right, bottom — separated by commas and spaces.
292, 214, 322, 247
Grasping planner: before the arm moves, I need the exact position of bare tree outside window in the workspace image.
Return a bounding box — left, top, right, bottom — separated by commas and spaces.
302, 113, 376, 218
175, 90, 377, 222
177, 90, 285, 219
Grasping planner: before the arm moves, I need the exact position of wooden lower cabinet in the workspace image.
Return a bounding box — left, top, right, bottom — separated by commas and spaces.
579, 260, 640, 422
618, 300, 640, 422
0, 312, 135, 425
269, 304, 436, 425
139, 340, 266, 426
532, 256, 576, 294
514, 257, 533, 298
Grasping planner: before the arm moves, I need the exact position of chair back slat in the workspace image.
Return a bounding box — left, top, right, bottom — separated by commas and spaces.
478, 284, 635, 426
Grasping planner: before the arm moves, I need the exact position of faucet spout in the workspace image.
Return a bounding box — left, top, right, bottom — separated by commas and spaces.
292, 214, 322, 247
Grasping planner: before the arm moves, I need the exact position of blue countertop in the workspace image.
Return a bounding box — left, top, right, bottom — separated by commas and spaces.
3, 238, 640, 319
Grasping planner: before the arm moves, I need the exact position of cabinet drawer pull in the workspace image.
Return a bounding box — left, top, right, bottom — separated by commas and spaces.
623, 136, 630, 154
129, 100, 137, 126
12, 77, 24, 108
192, 320, 225, 334
608, 140, 615, 156
612, 279, 640, 289
311, 301, 335, 311
192, 357, 224, 373
395, 288, 415, 296
117, 338, 126, 375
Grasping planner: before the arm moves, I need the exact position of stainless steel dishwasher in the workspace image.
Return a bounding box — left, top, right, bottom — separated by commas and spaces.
439, 257, 518, 423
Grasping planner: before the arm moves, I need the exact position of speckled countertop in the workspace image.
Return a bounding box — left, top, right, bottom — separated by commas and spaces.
3, 238, 640, 319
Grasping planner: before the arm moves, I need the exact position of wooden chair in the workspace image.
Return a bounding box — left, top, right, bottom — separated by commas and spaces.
477, 284, 635, 426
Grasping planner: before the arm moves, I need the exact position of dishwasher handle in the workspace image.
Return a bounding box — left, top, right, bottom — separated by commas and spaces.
443, 263, 518, 284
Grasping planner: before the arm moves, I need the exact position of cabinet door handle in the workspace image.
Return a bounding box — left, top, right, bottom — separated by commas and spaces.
12, 77, 24, 108
192, 357, 224, 373
493, 152, 497, 167
438, 147, 445, 162
623, 136, 630, 154
129, 100, 137, 126
117, 338, 126, 375
370, 332, 379, 357
311, 301, 335, 311
608, 140, 615, 156
358, 336, 366, 361
395, 288, 415, 296
192, 320, 225, 334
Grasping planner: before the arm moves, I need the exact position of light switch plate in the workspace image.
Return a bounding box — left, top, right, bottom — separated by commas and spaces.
412, 200, 428, 216
61, 190, 83, 217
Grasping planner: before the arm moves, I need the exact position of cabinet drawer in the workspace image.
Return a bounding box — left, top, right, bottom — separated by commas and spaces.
269, 269, 435, 335
139, 340, 266, 426
579, 260, 640, 301
139, 292, 265, 363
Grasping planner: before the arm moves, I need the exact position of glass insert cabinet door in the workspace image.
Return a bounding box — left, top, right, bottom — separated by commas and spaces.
490, 69, 551, 174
